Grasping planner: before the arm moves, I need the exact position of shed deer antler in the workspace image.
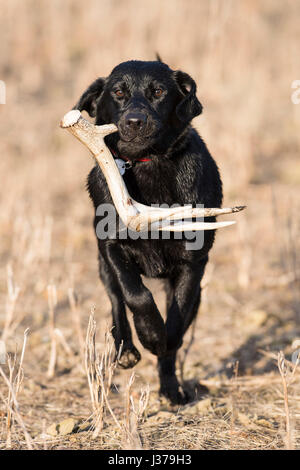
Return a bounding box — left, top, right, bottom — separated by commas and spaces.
60, 110, 245, 232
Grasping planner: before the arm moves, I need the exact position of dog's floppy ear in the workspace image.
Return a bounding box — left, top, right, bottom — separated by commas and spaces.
73, 77, 106, 117
174, 71, 202, 122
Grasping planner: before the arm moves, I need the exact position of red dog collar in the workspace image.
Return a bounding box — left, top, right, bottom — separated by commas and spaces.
110, 148, 151, 166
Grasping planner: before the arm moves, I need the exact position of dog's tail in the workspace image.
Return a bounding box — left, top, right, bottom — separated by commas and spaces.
155, 52, 163, 63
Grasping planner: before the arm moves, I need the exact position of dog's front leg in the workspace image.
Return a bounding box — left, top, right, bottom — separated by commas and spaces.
98, 254, 141, 369
100, 242, 167, 357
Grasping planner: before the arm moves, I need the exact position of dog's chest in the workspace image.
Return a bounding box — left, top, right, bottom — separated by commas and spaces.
124, 161, 178, 206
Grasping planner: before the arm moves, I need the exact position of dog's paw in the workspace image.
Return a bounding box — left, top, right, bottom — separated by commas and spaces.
159, 387, 187, 406
159, 376, 187, 405
117, 346, 141, 369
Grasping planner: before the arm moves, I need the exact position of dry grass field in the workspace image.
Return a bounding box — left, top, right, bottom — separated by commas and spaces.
0, 0, 299, 450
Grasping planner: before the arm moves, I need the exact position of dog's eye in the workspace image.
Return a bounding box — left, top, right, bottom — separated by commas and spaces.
154, 88, 163, 98
115, 90, 124, 98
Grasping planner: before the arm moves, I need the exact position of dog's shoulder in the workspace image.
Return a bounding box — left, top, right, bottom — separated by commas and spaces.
173, 127, 223, 207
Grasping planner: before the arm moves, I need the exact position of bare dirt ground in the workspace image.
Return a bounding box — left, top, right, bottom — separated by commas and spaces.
0, 0, 299, 450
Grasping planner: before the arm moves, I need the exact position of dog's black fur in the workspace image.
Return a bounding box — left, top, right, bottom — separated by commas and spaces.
75, 59, 222, 404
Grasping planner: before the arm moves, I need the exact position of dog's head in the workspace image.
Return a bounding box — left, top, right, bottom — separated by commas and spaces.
75, 60, 202, 159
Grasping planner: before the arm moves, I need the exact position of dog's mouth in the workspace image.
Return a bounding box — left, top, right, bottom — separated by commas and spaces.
116, 125, 160, 156
118, 132, 143, 143
117, 122, 159, 140
118, 132, 155, 143
117, 135, 155, 159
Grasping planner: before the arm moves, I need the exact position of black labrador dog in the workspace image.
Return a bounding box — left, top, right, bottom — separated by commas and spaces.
75, 59, 222, 404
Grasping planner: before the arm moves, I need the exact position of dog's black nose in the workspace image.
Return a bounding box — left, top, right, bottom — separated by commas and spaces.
125, 112, 147, 131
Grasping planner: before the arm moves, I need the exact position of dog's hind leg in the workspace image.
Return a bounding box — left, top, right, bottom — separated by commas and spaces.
99, 255, 141, 368
158, 258, 207, 404
164, 278, 174, 312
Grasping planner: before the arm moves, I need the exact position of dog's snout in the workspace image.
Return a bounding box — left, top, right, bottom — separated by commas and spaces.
125, 112, 147, 131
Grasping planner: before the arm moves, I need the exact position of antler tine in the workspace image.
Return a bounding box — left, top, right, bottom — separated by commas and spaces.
132, 202, 246, 220
149, 220, 236, 232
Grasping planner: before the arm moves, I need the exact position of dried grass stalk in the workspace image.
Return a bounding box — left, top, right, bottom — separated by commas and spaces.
47, 284, 58, 378
84, 311, 121, 438
277, 351, 296, 450
0, 328, 33, 449
68, 287, 85, 358
122, 372, 150, 449
1, 264, 21, 342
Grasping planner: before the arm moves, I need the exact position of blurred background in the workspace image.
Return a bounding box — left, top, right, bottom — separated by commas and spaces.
0, 0, 299, 449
